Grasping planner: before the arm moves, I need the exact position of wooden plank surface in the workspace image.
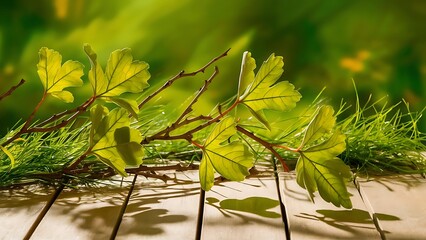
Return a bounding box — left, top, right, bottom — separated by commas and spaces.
115, 171, 201, 240
0, 186, 56, 240
29, 178, 133, 240
279, 172, 381, 240
201, 172, 287, 240
357, 174, 426, 240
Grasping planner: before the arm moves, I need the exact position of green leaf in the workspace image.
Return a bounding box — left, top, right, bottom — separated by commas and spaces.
200, 153, 215, 191
200, 117, 254, 191
237, 51, 256, 98
246, 106, 271, 130
105, 97, 139, 118
237, 52, 301, 128
37, 47, 84, 103
296, 124, 352, 208
88, 104, 144, 176
300, 105, 336, 148
84, 44, 150, 97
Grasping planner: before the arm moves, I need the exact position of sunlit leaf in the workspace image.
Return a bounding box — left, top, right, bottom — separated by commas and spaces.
105, 97, 139, 118
84, 44, 150, 97
237, 52, 301, 128
300, 105, 336, 148
200, 117, 254, 190
295, 105, 352, 208
200, 153, 215, 191
88, 104, 144, 176
37, 47, 84, 102
237, 51, 256, 98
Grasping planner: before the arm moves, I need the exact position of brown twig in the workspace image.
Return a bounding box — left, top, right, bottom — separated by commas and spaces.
138, 48, 230, 110
1, 96, 96, 147
126, 163, 199, 173
0, 79, 25, 101
1, 93, 48, 147
236, 125, 290, 171
142, 66, 220, 143
35, 97, 95, 128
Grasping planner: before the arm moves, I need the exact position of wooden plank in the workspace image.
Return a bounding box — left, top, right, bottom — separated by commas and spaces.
115, 171, 201, 240
29, 177, 133, 240
0, 186, 56, 240
357, 174, 426, 240
279, 172, 381, 240
201, 172, 287, 240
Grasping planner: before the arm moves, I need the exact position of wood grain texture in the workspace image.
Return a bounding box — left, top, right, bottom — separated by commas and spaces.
115, 171, 201, 240
201, 172, 287, 240
30, 178, 133, 240
279, 172, 381, 240
0, 186, 55, 240
357, 174, 426, 240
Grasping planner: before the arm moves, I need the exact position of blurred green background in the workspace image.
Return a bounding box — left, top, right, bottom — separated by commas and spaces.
0, 0, 425, 134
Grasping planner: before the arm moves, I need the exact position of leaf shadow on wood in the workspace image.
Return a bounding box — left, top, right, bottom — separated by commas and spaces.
357, 174, 426, 192
51, 177, 200, 238
0, 186, 54, 211
295, 208, 399, 234
116, 180, 200, 237
206, 196, 281, 219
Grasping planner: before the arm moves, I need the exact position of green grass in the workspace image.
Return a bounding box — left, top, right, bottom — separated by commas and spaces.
338, 95, 426, 176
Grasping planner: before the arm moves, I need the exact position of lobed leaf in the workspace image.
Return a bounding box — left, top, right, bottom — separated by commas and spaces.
200, 117, 254, 190
295, 106, 352, 208
237, 51, 256, 98
237, 52, 301, 128
88, 104, 144, 176
296, 153, 352, 208
84, 44, 150, 112
105, 97, 139, 118
37, 47, 84, 102
300, 105, 336, 148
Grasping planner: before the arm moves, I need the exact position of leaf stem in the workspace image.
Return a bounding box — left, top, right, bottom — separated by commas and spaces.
273, 144, 301, 152
236, 125, 290, 171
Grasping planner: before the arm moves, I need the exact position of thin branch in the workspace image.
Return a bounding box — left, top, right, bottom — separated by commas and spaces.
138, 48, 230, 109
142, 67, 220, 143
236, 125, 290, 171
35, 96, 95, 128
126, 163, 199, 174
1, 93, 48, 147
0, 79, 25, 101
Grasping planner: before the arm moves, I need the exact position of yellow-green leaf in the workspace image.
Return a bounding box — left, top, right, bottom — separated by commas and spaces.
84, 44, 107, 95
237, 52, 301, 127
238, 51, 256, 98
296, 129, 352, 208
200, 153, 215, 191
105, 97, 139, 119
37, 47, 84, 102
88, 104, 144, 176
200, 117, 254, 191
84, 44, 150, 97
301, 105, 336, 148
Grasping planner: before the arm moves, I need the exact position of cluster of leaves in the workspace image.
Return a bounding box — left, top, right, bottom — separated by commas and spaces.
1, 46, 425, 209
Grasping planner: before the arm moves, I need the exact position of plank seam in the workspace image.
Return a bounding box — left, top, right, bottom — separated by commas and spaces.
354, 179, 387, 240
23, 183, 65, 240
109, 174, 138, 240
195, 188, 205, 240
273, 158, 291, 240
